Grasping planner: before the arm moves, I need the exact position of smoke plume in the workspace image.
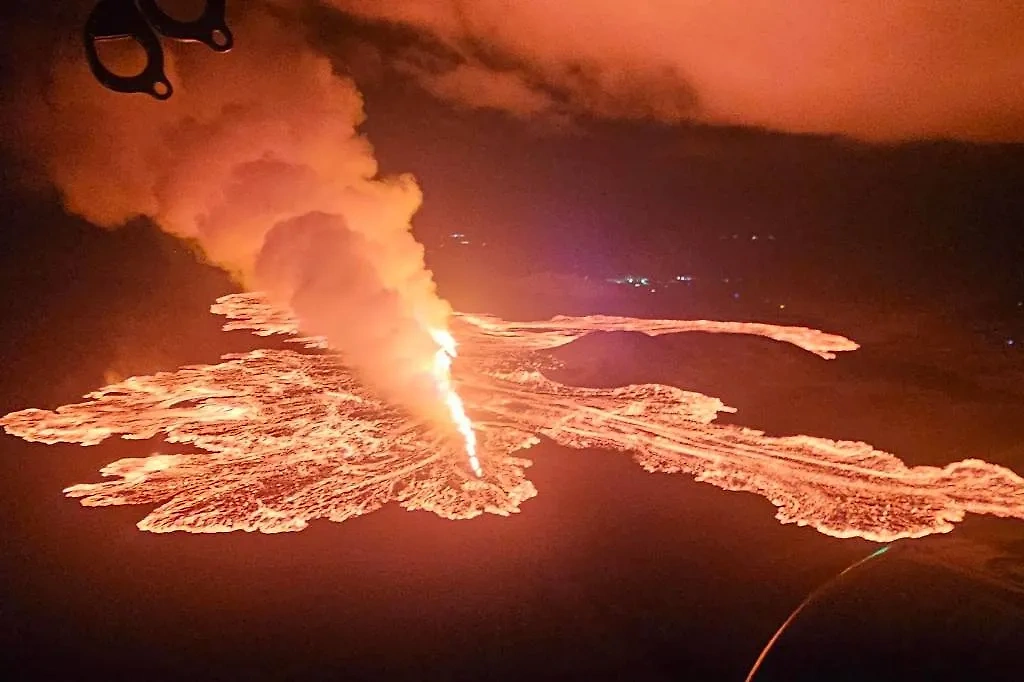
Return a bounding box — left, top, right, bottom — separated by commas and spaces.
320, 0, 1024, 143
0, 2, 453, 420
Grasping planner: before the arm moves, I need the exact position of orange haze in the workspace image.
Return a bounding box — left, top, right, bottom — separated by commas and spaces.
0, 3, 461, 428
321, 0, 1024, 142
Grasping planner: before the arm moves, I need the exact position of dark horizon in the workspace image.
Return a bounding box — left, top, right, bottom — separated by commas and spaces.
2, 2, 1023, 681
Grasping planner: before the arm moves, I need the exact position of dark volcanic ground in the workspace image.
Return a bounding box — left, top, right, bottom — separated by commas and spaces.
1, 214, 1023, 681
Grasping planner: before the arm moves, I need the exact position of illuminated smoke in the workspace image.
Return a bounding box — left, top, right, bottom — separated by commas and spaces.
0, 3, 475, 454
3, 293, 1022, 538
320, 0, 1024, 142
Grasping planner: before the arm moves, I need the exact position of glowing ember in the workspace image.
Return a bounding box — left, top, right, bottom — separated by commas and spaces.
429, 328, 482, 477
3, 293, 1023, 539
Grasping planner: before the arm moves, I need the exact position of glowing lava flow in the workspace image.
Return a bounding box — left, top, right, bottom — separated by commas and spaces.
430, 328, 482, 477
2, 292, 1023, 537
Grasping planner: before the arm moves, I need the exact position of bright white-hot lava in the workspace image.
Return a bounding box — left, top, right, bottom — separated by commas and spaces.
3, 293, 1023, 539
430, 328, 482, 477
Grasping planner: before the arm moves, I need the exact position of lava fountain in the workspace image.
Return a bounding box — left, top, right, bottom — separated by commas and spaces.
3, 292, 1023, 537
430, 328, 482, 477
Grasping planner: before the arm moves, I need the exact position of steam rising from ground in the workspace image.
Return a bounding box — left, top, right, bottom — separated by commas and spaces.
4, 293, 1023, 540
1, 3, 454, 423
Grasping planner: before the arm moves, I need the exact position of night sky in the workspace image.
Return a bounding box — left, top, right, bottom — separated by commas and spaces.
2, 2, 1023, 681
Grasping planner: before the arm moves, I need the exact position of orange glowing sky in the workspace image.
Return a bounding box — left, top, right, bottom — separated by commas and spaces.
321, 0, 1024, 142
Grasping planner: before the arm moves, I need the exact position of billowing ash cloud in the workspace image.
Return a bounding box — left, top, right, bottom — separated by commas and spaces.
0, 2, 451, 419
321, 0, 1024, 142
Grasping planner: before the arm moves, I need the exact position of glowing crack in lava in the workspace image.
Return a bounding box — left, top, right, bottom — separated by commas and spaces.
3, 293, 1024, 539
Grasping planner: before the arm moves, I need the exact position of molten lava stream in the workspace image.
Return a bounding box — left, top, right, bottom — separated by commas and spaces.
3, 291, 1023, 537
430, 328, 482, 477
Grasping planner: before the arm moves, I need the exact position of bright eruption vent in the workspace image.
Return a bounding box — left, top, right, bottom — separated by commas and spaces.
430, 328, 482, 477
4, 293, 1024, 539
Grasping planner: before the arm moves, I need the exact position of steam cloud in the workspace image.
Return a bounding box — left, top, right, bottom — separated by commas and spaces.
3, 1, 1020, 414
0, 3, 453, 419
321, 0, 1024, 142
